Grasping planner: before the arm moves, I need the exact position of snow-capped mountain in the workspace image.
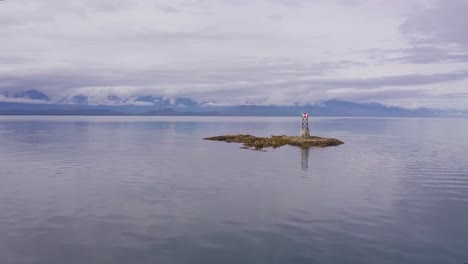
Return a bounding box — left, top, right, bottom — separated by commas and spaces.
1, 90, 50, 101
1, 89, 465, 117
40, 91, 201, 108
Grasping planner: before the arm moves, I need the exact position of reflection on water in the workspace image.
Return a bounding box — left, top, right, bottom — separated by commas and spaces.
0, 116, 468, 264
300, 147, 310, 171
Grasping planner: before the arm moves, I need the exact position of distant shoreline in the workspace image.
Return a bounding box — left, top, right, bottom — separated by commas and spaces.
0, 113, 466, 118
0, 110, 461, 118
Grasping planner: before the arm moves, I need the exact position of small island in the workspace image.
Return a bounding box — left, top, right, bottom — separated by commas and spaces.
204, 134, 344, 150
204, 113, 343, 150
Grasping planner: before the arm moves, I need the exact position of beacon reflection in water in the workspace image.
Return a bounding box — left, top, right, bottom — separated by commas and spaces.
300, 147, 310, 171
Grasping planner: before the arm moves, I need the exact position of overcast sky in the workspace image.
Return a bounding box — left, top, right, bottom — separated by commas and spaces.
1, 0, 468, 108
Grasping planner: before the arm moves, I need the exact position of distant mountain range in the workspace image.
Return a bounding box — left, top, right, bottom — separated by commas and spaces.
1, 90, 50, 101
0, 89, 467, 117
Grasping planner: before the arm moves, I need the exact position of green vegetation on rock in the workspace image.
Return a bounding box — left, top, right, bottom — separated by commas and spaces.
204, 134, 344, 150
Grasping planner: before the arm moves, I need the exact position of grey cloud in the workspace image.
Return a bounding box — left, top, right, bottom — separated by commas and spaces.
155, 4, 180, 13
1, 0, 468, 108
269, 13, 283, 21
268, 0, 309, 7
369, 46, 468, 64
366, 0, 468, 65
1, 37, 467, 104
393, 46, 468, 64
432, 92, 468, 99
401, 0, 468, 47
262, 71, 468, 90
0, 58, 363, 93
339, 0, 363, 6
328, 89, 429, 103
349, 71, 468, 88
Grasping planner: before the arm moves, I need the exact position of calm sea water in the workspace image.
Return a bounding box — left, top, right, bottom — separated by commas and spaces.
0, 116, 467, 264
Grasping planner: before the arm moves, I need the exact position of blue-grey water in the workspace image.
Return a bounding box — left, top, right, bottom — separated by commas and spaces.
0, 116, 467, 264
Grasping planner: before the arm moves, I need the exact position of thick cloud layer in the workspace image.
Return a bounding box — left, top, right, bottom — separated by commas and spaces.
1, 0, 467, 108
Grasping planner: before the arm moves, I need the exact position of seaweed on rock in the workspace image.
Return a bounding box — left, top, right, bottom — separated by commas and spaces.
204, 134, 344, 150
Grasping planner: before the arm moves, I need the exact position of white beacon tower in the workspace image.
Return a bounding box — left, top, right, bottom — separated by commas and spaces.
300, 112, 310, 137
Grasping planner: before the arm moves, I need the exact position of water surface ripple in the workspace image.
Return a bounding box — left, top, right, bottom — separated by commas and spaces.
0, 116, 467, 264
